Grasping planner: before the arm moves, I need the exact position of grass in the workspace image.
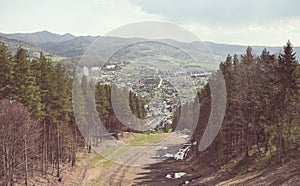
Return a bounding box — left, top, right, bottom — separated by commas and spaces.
99, 146, 122, 157
83, 154, 115, 186
84, 133, 169, 172
89, 154, 105, 168
68, 132, 172, 186
89, 154, 114, 170
76, 151, 89, 162
127, 133, 167, 145
46, 55, 66, 62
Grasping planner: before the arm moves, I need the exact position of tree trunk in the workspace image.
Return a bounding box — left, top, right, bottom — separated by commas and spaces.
278, 94, 286, 163
56, 126, 60, 178
24, 120, 28, 186
71, 125, 77, 167
279, 123, 283, 163
2, 141, 8, 186
42, 119, 46, 175
245, 124, 249, 157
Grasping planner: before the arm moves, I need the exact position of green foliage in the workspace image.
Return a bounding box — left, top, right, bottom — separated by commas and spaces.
94, 84, 147, 134
11, 48, 42, 116
127, 133, 167, 145
194, 40, 300, 168
95, 83, 112, 128
0, 43, 13, 99
0, 44, 79, 180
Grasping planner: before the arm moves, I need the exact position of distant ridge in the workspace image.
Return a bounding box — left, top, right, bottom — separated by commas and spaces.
0, 30, 75, 45
38, 36, 99, 57
1, 30, 300, 68
0, 35, 45, 57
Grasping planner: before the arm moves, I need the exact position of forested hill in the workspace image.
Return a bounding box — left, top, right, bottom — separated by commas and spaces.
0, 35, 45, 57
1, 31, 300, 67
0, 43, 146, 185
188, 41, 300, 185
1, 35, 300, 185
0, 30, 75, 45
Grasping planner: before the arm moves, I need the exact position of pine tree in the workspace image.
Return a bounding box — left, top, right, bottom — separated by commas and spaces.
95, 83, 111, 126
34, 52, 56, 174
0, 43, 13, 100
12, 48, 41, 116
276, 40, 299, 162
241, 46, 254, 64
129, 90, 137, 116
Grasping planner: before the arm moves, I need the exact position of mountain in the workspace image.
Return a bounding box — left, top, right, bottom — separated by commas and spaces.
0, 35, 45, 57
38, 36, 98, 57
34, 32, 300, 65
0, 30, 75, 45
205, 41, 282, 58
1, 30, 300, 70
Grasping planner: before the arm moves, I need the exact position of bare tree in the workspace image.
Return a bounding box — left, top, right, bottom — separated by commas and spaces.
0, 99, 39, 186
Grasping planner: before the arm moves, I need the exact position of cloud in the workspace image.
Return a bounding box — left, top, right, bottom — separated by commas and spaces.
0, 0, 165, 36
128, 0, 300, 46
129, 0, 300, 26
182, 17, 300, 46
105, 21, 200, 42
1, 0, 300, 45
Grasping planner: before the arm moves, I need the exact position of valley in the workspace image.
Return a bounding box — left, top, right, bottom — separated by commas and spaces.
1, 30, 300, 186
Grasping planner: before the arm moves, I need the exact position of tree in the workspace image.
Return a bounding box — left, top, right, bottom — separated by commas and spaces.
0, 43, 13, 99
35, 52, 54, 174
0, 99, 39, 186
12, 48, 41, 116
241, 46, 255, 64
95, 83, 111, 128
275, 40, 299, 162
0, 46, 82, 182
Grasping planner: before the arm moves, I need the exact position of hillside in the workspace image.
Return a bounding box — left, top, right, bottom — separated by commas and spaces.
1, 31, 300, 185
1, 30, 300, 70
205, 41, 300, 61
49, 136, 300, 186
0, 30, 75, 45
38, 36, 98, 57
0, 35, 44, 57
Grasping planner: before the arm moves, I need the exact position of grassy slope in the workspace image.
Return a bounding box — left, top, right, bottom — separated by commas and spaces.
56, 132, 168, 186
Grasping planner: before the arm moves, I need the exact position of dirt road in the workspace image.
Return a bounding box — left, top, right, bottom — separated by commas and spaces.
57, 132, 195, 186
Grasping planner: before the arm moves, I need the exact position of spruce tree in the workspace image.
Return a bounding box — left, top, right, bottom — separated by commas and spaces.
12, 48, 41, 116
276, 40, 299, 162
0, 43, 13, 99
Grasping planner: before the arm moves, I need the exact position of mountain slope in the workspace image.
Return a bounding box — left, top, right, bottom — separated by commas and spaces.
38, 36, 98, 57
205, 41, 294, 59
0, 35, 44, 57
2, 30, 300, 70
0, 30, 75, 45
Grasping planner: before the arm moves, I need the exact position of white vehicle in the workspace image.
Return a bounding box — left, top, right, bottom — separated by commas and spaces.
174, 144, 191, 160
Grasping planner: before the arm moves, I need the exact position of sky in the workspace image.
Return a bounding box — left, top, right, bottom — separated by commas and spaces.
1, 0, 300, 46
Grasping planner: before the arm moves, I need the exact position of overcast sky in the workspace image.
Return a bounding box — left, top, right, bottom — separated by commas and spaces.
1, 0, 300, 46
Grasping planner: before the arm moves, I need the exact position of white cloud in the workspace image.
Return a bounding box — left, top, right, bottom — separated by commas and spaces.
79, 0, 165, 35
0, 0, 299, 45
129, 0, 300, 26
181, 17, 300, 46
128, 0, 300, 45
0, 0, 165, 36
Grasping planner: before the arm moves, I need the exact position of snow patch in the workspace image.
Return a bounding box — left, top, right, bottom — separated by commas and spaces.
165, 172, 186, 179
